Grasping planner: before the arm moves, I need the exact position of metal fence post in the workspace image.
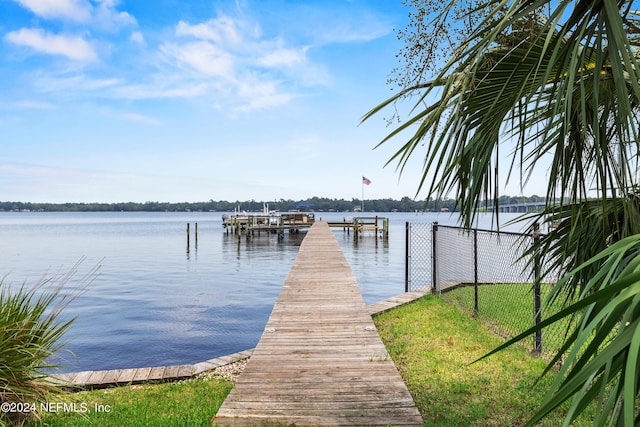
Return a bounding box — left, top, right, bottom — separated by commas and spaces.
405, 222, 410, 293
432, 222, 438, 293
474, 228, 479, 316
533, 222, 542, 355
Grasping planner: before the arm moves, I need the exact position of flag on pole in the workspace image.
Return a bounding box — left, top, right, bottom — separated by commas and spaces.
362, 176, 371, 186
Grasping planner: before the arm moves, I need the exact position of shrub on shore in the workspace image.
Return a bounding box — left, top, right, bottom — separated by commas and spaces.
0, 276, 84, 426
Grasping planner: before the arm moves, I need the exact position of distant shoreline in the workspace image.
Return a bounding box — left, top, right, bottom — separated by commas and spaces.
0, 195, 543, 213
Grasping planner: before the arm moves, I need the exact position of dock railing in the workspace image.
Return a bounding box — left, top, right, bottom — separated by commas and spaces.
327, 215, 389, 240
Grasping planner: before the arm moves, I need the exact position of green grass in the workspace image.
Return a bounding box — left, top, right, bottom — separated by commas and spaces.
374, 294, 593, 426
24, 378, 232, 427
26, 294, 592, 426
441, 283, 577, 355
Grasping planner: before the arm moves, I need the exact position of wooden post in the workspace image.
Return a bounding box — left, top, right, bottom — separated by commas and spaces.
186, 223, 190, 252
384, 218, 389, 240
354, 218, 359, 240
195, 222, 198, 248
375, 215, 379, 237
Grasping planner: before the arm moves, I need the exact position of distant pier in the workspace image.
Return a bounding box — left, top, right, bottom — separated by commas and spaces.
222, 212, 389, 240
222, 212, 315, 235
327, 215, 389, 240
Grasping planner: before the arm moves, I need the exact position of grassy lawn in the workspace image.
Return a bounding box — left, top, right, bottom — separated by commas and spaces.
25, 294, 591, 426
374, 294, 592, 426
441, 283, 577, 355
23, 378, 232, 427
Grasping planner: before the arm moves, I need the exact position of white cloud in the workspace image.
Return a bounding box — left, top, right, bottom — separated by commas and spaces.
257, 46, 307, 68
130, 31, 145, 46
175, 16, 244, 46
161, 41, 235, 78
12, 0, 136, 30
7, 5, 328, 113
234, 79, 294, 112
13, 0, 92, 22
276, 4, 393, 46
93, 0, 136, 31
161, 14, 321, 112
111, 81, 212, 100
5, 28, 98, 62
315, 22, 390, 45
33, 73, 120, 93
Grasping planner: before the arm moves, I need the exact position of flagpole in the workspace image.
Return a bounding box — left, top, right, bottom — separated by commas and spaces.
361, 176, 371, 212
361, 178, 364, 213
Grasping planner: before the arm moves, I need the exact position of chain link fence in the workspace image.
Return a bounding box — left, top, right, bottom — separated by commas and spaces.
404, 222, 434, 292
406, 222, 569, 355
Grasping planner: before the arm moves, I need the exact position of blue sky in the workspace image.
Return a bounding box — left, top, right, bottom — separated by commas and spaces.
0, 0, 542, 203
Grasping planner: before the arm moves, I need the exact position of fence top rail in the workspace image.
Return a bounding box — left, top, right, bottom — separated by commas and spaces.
417, 222, 533, 238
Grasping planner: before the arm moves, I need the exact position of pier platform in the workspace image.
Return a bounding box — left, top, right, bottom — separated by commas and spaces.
212, 222, 422, 426
222, 212, 315, 235
327, 215, 389, 239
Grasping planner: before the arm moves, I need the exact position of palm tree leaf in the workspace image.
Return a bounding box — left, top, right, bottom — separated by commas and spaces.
364, 2, 640, 424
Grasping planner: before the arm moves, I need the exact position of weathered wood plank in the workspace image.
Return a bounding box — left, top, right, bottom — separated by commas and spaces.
148, 366, 166, 380
86, 370, 108, 385
213, 222, 423, 426
131, 367, 152, 383
116, 368, 137, 383
101, 369, 122, 384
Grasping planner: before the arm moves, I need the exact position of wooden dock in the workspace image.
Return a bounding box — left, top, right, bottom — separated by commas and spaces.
327, 216, 389, 240
222, 212, 316, 235
213, 222, 423, 426
47, 291, 427, 389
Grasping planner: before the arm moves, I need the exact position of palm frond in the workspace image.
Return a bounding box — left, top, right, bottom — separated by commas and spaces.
364, 1, 640, 425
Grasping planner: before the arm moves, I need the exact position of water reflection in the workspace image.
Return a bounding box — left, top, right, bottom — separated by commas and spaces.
0, 211, 525, 372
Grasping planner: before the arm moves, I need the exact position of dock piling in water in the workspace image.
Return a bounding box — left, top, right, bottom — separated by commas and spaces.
326, 216, 389, 241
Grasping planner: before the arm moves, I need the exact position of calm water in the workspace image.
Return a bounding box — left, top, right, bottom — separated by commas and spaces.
0, 211, 520, 372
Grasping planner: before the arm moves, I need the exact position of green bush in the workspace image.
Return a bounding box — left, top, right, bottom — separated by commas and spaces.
0, 277, 82, 426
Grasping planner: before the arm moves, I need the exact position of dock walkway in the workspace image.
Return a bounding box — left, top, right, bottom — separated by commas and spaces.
49, 291, 428, 389
213, 222, 423, 426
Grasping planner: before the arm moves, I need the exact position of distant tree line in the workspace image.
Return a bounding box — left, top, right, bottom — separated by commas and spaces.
0, 195, 544, 213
